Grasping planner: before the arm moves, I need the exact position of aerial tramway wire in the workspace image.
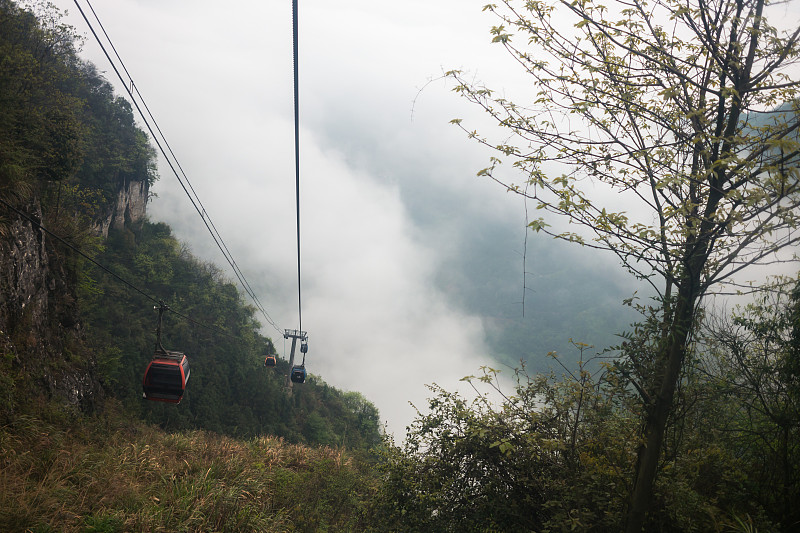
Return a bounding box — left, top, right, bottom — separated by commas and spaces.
0, 198, 239, 340
281, 0, 309, 389
81, 0, 279, 335
73, 0, 283, 336
292, 0, 303, 334
79, 0, 281, 335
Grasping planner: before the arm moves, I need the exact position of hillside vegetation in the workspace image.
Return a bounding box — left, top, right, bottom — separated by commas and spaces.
1, 2, 383, 529
0, 0, 381, 448
3, 1, 800, 532
82, 219, 382, 448
1, 405, 376, 532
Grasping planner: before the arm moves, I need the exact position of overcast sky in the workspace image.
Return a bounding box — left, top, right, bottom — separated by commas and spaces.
46, 0, 800, 438
42, 0, 526, 436
45, 0, 643, 437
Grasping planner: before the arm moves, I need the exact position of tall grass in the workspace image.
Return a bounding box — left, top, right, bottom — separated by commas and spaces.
0, 404, 377, 532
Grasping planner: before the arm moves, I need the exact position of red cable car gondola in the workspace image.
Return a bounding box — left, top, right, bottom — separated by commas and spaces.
264, 355, 277, 367
142, 302, 190, 404
142, 349, 190, 403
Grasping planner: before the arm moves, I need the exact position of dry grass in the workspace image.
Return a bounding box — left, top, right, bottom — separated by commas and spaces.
0, 409, 376, 532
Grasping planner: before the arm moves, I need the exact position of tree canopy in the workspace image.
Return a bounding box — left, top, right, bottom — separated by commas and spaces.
371, 284, 800, 531
0, 0, 157, 224
448, 0, 800, 529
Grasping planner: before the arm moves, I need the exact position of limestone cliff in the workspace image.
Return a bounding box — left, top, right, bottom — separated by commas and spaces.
1, 199, 95, 414
0, 178, 148, 415
0, 0, 154, 418
93, 179, 149, 238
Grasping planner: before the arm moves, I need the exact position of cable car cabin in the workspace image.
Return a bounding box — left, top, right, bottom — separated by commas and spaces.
142, 350, 190, 404
264, 355, 276, 367
291, 365, 306, 384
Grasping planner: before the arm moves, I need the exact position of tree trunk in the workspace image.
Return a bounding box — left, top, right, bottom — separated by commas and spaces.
625, 288, 697, 532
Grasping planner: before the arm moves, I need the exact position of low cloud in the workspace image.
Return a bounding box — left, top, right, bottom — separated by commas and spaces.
150, 129, 493, 437
55, 0, 630, 438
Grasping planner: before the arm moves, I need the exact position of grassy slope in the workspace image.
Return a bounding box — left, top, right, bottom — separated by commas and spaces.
0, 399, 378, 533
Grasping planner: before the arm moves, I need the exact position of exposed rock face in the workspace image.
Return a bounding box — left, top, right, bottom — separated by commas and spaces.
0, 204, 49, 337
93, 179, 149, 238
0, 178, 147, 413
0, 199, 104, 413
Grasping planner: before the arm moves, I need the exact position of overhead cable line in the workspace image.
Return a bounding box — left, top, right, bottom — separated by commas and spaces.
0, 198, 238, 340
73, 0, 283, 336
292, 0, 303, 334
80, 0, 270, 326
281, 0, 308, 392
79, 0, 281, 336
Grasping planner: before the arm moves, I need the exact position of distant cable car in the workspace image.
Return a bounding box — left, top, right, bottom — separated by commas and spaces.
142, 349, 191, 403
300, 342, 308, 354
142, 302, 190, 404
264, 355, 277, 367
291, 365, 306, 383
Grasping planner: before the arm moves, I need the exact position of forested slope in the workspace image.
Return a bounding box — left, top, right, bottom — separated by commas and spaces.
0, 0, 380, 448
1, 3, 383, 528
82, 220, 381, 447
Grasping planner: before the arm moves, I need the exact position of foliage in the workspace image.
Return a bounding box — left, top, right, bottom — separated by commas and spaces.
371, 292, 800, 532
698, 282, 800, 530
453, 0, 800, 290
0, 0, 82, 206
0, 0, 157, 225
370, 352, 639, 532
77, 221, 383, 450
450, 0, 800, 528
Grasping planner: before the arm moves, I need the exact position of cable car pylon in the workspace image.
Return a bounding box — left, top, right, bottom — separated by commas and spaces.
284, 329, 308, 393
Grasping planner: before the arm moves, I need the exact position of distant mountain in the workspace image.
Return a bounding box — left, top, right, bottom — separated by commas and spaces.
435, 218, 638, 370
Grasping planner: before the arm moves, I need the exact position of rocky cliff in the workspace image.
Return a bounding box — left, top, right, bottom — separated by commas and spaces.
94, 179, 149, 238
1, 200, 93, 414
0, 0, 155, 419
0, 178, 148, 416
